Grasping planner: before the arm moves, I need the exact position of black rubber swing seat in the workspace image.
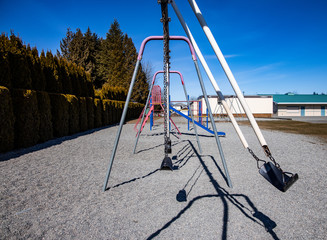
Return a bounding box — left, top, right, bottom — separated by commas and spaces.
259, 162, 299, 192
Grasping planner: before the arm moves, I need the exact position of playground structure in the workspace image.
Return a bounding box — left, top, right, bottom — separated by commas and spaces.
133, 84, 181, 137
103, 0, 298, 193
133, 70, 226, 141
133, 70, 202, 156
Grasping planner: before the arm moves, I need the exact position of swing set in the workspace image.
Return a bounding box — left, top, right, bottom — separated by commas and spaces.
103, 0, 298, 193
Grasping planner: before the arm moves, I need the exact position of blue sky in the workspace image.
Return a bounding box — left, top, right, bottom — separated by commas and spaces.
1, 0, 326, 100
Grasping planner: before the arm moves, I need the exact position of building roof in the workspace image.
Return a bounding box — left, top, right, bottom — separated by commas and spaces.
269, 94, 327, 104
172, 103, 187, 108
197, 95, 272, 100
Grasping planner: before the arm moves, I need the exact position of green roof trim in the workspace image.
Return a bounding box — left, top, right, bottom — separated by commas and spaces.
260, 94, 327, 103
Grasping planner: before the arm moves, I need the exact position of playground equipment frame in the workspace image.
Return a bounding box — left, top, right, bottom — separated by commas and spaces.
103, 35, 232, 191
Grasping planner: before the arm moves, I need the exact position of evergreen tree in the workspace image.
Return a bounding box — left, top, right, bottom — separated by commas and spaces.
60, 28, 73, 60
60, 27, 100, 87
97, 20, 149, 103
97, 20, 125, 87
121, 34, 149, 103
59, 20, 150, 102
83, 27, 100, 87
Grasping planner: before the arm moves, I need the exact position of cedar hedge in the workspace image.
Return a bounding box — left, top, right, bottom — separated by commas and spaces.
0, 86, 144, 153
86, 97, 94, 130
66, 94, 80, 135
102, 100, 110, 126
0, 33, 145, 153
37, 91, 53, 142
0, 86, 15, 152
49, 93, 69, 138
12, 89, 40, 148
79, 97, 88, 132
0, 54, 12, 89
94, 98, 102, 128
95, 84, 127, 101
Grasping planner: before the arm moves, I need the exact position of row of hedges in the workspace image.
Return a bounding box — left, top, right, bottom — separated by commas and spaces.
0, 86, 143, 153
94, 83, 127, 101
0, 33, 94, 97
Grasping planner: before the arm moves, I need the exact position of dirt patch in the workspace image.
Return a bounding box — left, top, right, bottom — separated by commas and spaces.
239, 120, 327, 143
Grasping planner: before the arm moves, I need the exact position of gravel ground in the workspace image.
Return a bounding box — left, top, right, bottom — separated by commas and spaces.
1, 117, 326, 239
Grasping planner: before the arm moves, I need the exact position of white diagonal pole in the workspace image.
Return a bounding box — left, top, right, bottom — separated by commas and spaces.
171, 0, 249, 149
187, 0, 268, 148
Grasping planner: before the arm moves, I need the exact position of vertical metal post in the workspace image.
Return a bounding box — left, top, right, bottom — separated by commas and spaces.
150, 97, 153, 130
187, 0, 268, 149
188, 95, 190, 131
103, 60, 141, 191
169, 95, 171, 131
193, 59, 232, 188
181, 78, 202, 153
206, 107, 208, 128
199, 101, 202, 124
165, 63, 170, 141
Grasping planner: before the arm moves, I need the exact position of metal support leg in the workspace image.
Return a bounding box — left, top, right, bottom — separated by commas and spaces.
103, 60, 141, 191
133, 78, 155, 154
193, 60, 232, 188
187, 95, 190, 131
182, 81, 202, 153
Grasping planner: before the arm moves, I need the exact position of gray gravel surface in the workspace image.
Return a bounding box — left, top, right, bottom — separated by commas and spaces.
1, 117, 326, 239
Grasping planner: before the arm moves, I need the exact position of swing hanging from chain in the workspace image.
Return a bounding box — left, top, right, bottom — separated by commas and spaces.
248, 147, 298, 192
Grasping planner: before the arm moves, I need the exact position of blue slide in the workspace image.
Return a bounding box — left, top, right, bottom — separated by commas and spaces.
170, 105, 226, 137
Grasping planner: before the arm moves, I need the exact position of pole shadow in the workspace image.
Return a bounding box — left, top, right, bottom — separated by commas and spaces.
106, 168, 160, 191
147, 140, 279, 240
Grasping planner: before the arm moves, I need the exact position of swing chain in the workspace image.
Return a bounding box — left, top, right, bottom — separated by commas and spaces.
160, 0, 171, 156
248, 147, 283, 171
247, 148, 266, 169
263, 145, 282, 170
267, 153, 281, 170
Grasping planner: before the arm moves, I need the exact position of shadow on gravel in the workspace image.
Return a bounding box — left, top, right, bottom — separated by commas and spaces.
107, 168, 160, 191
147, 141, 279, 240
179, 131, 215, 138
0, 125, 117, 162
136, 141, 180, 154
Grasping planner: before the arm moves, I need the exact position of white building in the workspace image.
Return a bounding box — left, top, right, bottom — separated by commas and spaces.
271, 93, 327, 117
193, 95, 273, 118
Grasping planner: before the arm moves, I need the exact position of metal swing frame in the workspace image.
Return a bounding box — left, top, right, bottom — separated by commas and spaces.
103, 34, 232, 191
